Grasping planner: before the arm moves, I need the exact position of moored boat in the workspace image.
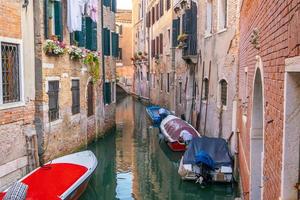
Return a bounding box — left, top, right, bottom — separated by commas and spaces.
160, 115, 201, 151
146, 105, 170, 125
178, 137, 233, 184
0, 150, 98, 200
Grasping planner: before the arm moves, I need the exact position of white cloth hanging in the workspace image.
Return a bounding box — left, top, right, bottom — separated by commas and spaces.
67, 0, 88, 33
86, 0, 98, 22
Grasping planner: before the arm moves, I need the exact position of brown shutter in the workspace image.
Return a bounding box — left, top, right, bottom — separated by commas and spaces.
160, 33, 163, 54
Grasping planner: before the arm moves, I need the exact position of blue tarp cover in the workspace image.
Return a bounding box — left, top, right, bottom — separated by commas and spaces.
183, 137, 232, 169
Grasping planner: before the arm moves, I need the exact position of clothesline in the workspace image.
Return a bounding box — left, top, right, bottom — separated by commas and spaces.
67, 0, 98, 33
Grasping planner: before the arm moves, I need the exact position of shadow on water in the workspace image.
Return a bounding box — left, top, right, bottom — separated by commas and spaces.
80, 96, 239, 200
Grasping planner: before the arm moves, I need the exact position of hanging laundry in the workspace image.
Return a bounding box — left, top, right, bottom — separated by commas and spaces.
67, 0, 88, 32
87, 0, 98, 22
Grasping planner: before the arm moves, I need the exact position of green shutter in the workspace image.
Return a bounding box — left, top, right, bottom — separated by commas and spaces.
75, 17, 86, 47
54, 1, 63, 41
104, 0, 111, 7
85, 17, 98, 51
112, 33, 119, 57
112, 0, 116, 12
104, 82, 111, 104
103, 28, 111, 56
44, 0, 49, 39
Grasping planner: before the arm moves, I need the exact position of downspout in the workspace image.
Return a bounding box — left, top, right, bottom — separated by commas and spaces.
101, 0, 105, 103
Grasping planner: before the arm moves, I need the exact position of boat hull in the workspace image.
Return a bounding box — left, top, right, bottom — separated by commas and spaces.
167, 141, 186, 152
65, 175, 91, 200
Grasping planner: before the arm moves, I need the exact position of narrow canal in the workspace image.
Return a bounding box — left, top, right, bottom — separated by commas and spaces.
80, 95, 239, 200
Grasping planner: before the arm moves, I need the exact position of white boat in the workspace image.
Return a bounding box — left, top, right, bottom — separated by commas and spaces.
0, 150, 98, 200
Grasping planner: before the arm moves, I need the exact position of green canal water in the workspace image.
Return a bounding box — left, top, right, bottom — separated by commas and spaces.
80, 96, 239, 200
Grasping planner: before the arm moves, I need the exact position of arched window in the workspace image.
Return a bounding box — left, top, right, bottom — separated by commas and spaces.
203, 78, 209, 100
87, 81, 94, 117
220, 79, 227, 106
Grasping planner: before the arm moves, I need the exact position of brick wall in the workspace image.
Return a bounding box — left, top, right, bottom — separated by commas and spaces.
238, 0, 300, 199
0, 2, 21, 38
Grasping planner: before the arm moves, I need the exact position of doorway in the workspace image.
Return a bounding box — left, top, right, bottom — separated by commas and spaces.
250, 68, 264, 200
281, 71, 300, 200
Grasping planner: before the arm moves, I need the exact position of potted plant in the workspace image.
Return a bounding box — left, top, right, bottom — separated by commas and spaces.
68, 46, 84, 60
44, 37, 66, 56
177, 33, 188, 42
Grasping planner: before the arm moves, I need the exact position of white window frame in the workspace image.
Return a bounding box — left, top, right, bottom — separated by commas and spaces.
0, 37, 24, 110
205, 0, 213, 37
217, 0, 228, 32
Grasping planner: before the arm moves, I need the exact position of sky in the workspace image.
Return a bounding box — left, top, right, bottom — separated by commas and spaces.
117, 0, 132, 10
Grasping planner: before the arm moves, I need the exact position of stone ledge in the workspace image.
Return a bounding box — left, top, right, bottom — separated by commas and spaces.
0, 156, 28, 178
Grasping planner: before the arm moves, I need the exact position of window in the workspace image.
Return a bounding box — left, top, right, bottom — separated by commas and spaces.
167, 73, 170, 93
152, 7, 155, 25
112, 32, 119, 57
103, 28, 111, 56
156, 36, 159, 56
218, 0, 227, 30
159, 33, 163, 54
48, 81, 59, 122
87, 81, 94, 116
156, 4, 159, 21
71, 80, 80, 115
179, 82, 182, 104
168, 29, 171, 43
220, 79, 227, 106
166, 0, 171, 10
203, 78, 209, 101
147, 72, 150, 81
140, 71, 143, 81
160, 73, 163, 91
205, 0, 213, 34
1, 42, 21, 104
172, 18, 180, 47
45, 0, 63, 41
118, 48, 122, 60
160, 0, 164, 17
104, 82, 111, 105
73, 17, 97, 51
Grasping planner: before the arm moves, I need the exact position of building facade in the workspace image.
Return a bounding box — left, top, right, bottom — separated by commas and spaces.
116, 10, 134, 92
237, 0, 300, 199
194, 0, 240, 154
0, 0, 118, 191
132, 0, 150, 99
0, 0, 37, 191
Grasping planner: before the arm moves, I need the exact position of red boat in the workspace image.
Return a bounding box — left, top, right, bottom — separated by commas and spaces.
0, 150, 98, 200
160, 115, 201, 151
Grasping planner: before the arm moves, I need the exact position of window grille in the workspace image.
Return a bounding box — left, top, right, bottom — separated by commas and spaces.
203, 78, 209, 100
71, 80, 80, 115
1, 43, 20, 104
48, 81, 59, 122
87, 81, 94, 117
220, 79, 227, 106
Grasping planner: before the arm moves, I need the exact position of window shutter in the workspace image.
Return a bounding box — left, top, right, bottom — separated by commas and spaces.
112, 0, 116, 12
172, 18, 180, 47
182, 14, 186, 34
74, 17, 86, 47
103, 28, 111, 56
44, 0, 49, 39
91, 20, 98, 51
54, 0, 63, 41
160, 33, 163, 54
160, 0, 164, 16
104, 82, 111, 104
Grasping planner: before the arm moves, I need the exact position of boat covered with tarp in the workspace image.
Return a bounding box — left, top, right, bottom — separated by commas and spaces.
146, 105, 171, 124
160, 115, 201, 151
178, 137, 233, 184
0, 151, 98, 200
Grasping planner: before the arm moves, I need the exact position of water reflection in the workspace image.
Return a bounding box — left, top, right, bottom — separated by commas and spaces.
80, 96, 238, 200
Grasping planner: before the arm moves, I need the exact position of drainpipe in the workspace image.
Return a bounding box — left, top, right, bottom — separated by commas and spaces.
101, 0, 106, 103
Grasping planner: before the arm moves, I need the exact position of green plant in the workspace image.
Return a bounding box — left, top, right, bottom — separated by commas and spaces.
68, 46, 84, 60
83, 52, 100, 83
177, 33, 188, 42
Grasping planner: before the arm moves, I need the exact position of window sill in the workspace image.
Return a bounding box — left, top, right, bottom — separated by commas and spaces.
204, 33, 212, 39
217, 28, 227, 34
0, 101, 25, 111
